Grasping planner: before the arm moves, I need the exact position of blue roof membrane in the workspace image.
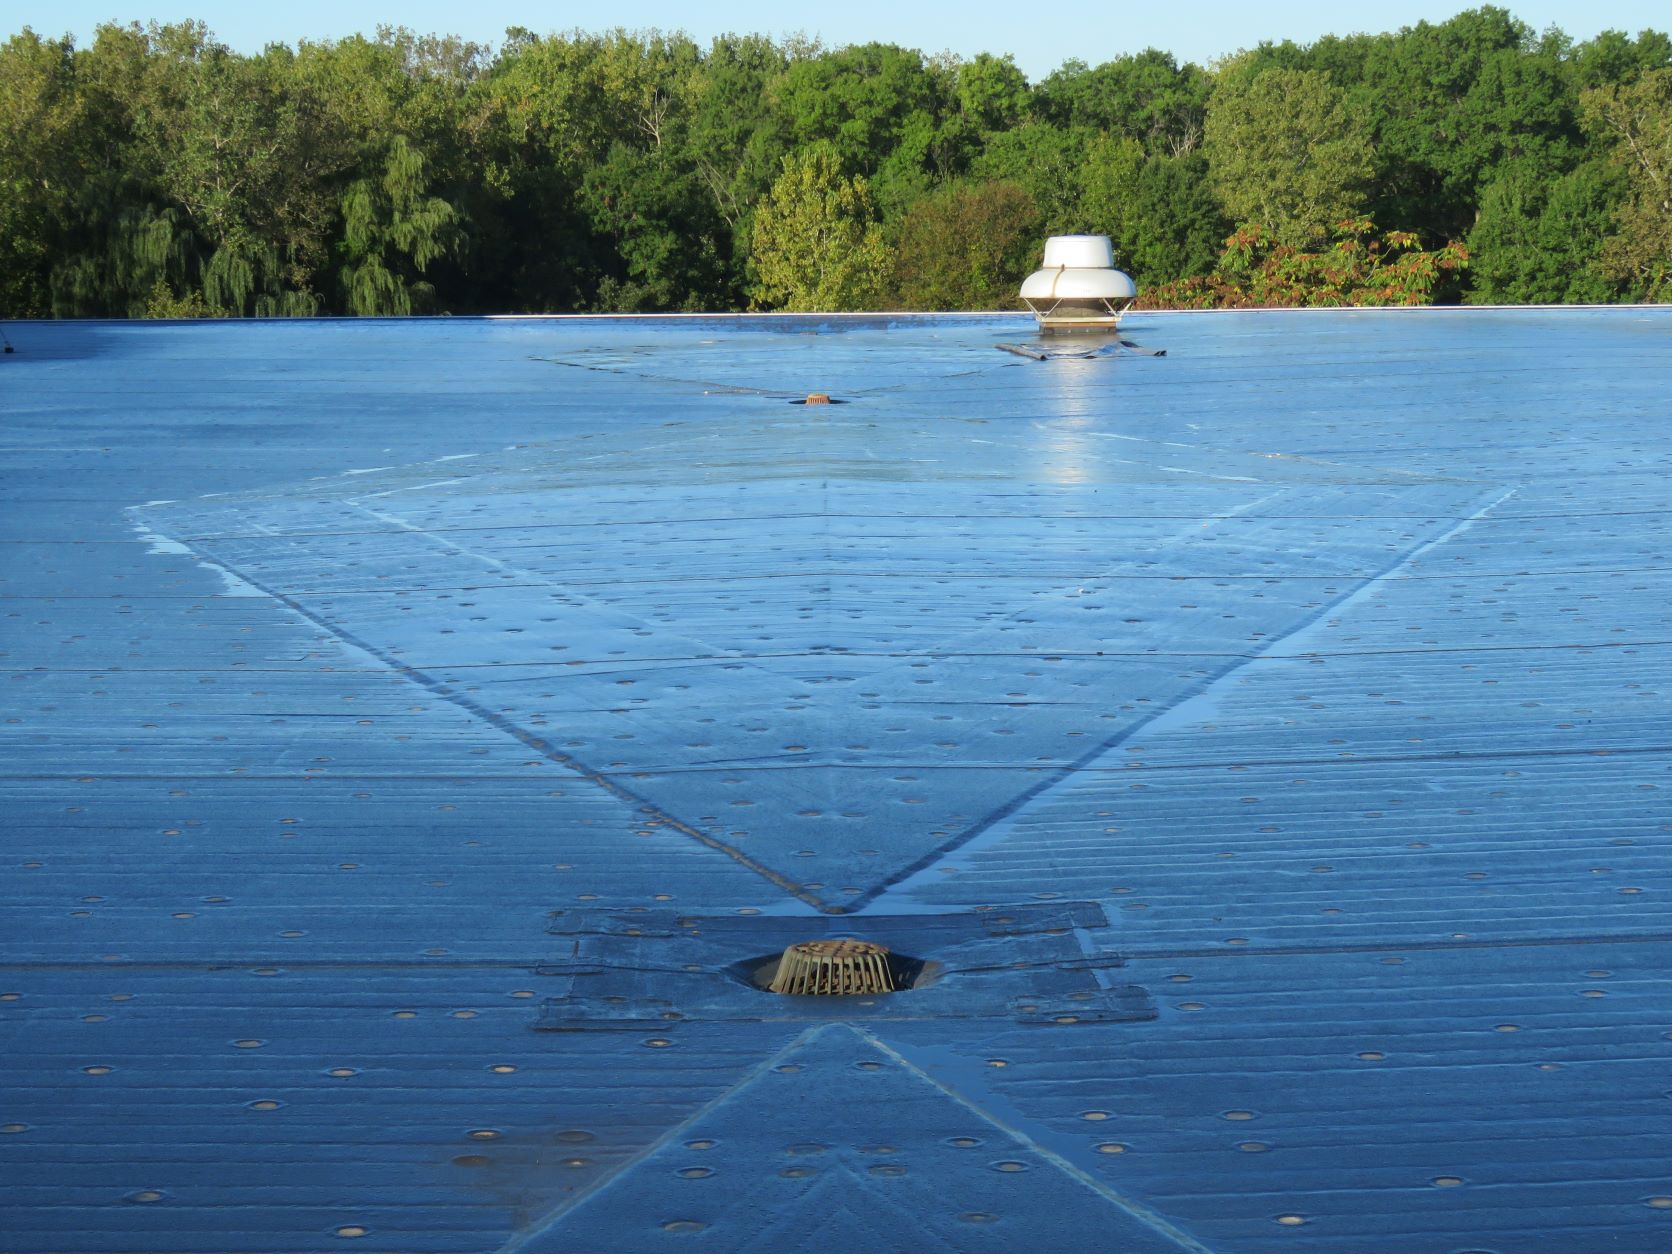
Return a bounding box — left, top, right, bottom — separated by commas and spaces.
2, 309, 1671, 1251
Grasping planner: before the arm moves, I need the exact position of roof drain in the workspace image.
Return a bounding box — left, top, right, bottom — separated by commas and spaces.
768, 939, 896, 996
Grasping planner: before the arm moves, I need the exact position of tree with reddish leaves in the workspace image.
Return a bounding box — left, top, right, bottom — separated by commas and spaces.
1142, 220, 1469, 309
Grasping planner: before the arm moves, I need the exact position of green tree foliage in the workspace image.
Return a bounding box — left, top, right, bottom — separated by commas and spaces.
1079, 137, 1226, 283
0, 30, 86, 316
972, 122, 1093, 231
2, 12, 1670, 316
889, 180, 1039, 309
1572, 28, 1672, 90
1205, 65, 1375, 245
1231, 10, 1668, 294
1467, 160, 1626, 302
679, 35, 793, 294
749, 146, 892, 310
581, 144, 734, 311
1036, 49, 1211, 156
985, 50, 1222, 284
142, 278, 220, 317
775, 43, 943, 177
956, 54, 1030, 134
471, 30, 766, 312
1583, 68, 1672, 299
1342, 7, 1539, 240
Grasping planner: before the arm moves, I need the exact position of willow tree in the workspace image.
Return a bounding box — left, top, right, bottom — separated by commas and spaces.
337, 136, 461, 315
749, 146, 891, 311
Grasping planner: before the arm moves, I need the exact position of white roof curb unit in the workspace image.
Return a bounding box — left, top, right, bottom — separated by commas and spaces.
1020, 235, 1137, 332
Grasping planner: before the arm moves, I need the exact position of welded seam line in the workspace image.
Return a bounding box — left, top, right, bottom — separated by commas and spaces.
0, 958, 566, 972
848, 488, 1293, 694
5, 731, 1667, 784
849, 486, 1520, 913
21, 631, 1672, 673
128, 504, 1672, 544
1117, 930, 1672, 962
335, 499, 821, 691
861, 1028, 1213, 1253
89, 561, 1656, 598
141, 535, 828, 912
494, 1024, 829, 1252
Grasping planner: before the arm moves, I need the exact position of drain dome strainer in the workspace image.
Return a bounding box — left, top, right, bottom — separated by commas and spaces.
768, 939, 896, 996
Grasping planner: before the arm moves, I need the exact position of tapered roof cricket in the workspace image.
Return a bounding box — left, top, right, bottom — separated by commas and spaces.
3, 307, 1672, 1252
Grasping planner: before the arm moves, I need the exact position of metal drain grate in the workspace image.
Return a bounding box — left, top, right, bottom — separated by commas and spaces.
768, 939, 896, 996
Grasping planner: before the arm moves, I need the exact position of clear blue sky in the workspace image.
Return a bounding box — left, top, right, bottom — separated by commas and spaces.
9, 2, 1669, 78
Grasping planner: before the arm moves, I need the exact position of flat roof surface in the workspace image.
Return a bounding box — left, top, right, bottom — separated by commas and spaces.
3, 309, 1671, 1251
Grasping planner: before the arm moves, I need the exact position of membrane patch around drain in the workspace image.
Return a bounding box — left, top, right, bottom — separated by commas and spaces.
536, 903, 1155, 1029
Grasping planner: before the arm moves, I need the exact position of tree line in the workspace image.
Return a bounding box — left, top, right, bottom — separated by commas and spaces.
1, 7, 1668, 318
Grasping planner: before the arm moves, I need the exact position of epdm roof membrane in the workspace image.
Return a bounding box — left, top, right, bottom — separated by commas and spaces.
3, 309, 1672, 1251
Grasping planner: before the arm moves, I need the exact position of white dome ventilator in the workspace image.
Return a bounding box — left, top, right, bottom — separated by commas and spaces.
1019, 235, 1137, 333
